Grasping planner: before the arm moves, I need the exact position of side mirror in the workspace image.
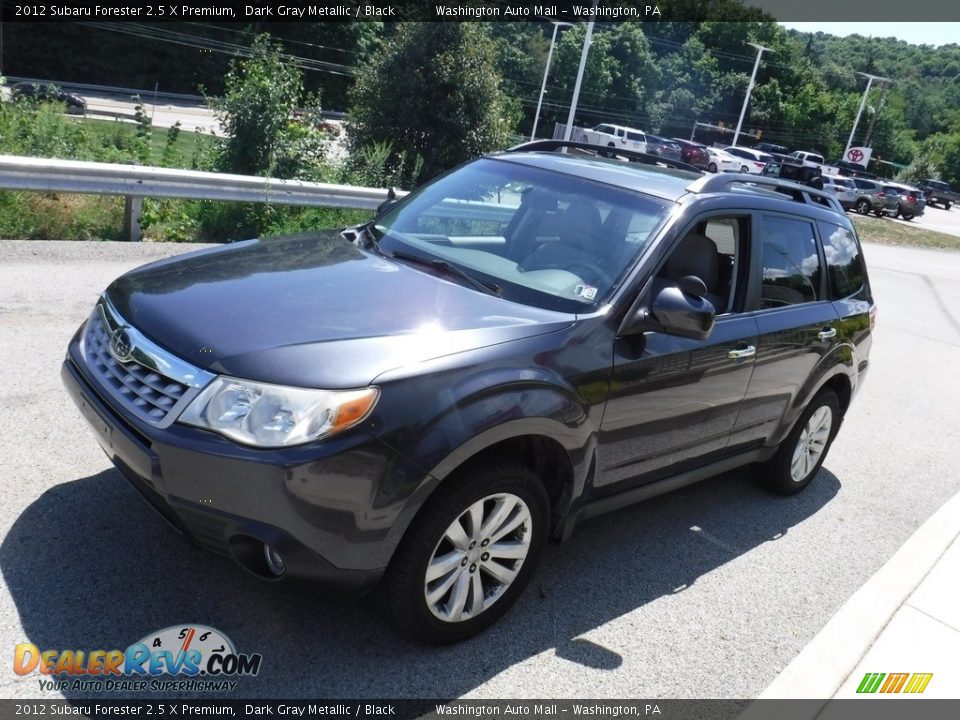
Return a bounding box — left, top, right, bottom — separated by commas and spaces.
376, 187, 399, 215
621, 278, 716, 340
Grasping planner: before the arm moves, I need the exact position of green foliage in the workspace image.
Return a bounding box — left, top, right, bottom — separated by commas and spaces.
211, 35, 316, 177
349, 23, 511, 186
340, 140, 424, 189
131, 96, 153, 164
0, 191, 124, 241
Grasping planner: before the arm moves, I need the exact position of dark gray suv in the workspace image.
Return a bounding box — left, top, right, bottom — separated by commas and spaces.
62, 141, 874, 644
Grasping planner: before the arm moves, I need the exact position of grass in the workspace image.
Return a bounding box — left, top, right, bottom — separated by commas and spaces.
75, 117, 213, 167
851, 214, 960, 251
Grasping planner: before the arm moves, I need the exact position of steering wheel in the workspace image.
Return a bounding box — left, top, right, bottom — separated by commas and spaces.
521, 244, 614, 288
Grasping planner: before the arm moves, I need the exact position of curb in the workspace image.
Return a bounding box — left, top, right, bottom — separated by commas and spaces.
752, 486, 960, 704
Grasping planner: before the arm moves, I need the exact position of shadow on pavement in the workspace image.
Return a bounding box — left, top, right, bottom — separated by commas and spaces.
2, 464, 840, 699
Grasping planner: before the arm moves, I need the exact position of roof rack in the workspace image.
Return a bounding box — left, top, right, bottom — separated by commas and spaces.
686, 173, 845, 215
505, 139, 701, 173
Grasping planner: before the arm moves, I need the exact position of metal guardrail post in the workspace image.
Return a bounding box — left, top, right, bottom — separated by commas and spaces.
123, 196, 143, 242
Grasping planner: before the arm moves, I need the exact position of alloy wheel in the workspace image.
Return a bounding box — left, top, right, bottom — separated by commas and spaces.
424, 493, 532, 623
790, 406, 833, 482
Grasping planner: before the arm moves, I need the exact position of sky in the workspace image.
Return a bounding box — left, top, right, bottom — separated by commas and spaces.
779, 23, 960, 48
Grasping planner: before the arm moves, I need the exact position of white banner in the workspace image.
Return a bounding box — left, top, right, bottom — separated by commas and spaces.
844, 146, 873, 167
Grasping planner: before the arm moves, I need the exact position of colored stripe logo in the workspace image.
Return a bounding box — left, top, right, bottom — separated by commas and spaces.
857, 672, 933, 694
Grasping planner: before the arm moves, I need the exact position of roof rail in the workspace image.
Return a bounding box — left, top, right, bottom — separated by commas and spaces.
505, 140, 701, 173
686, 173, 845, 215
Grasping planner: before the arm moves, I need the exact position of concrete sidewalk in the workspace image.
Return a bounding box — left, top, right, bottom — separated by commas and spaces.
756, 486, 960, 704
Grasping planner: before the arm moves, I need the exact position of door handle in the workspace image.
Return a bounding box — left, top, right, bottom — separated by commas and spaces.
818, 327, 837, 341
728, 345, 756, 360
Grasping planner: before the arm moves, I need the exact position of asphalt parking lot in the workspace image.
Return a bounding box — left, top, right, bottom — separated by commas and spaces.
889, 202, 960, 238
1, 238, 958, 700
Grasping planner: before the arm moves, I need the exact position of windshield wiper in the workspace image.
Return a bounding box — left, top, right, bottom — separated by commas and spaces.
390, 250, 501, 297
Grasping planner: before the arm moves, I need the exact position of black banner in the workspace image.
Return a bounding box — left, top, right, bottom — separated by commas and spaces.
2, 0, 960, 23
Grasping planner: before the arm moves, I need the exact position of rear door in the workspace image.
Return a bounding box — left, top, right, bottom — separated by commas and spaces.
730, 212, 842, 449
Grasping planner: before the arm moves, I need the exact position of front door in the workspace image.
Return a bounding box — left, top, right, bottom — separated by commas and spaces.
597, 216, 757, 490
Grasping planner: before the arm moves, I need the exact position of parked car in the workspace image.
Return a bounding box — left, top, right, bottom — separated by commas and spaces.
723, 146, 774, 174
10, 82, 86, 112
822, 175, 857, 211
62, 140, 874, 644
850, 178, 887, 216
755, 142, 789, 155
790, 150, 825, 165
582, 123, 647, 153
704, 147, 742, 173
759, 157, 830, 205
886, 183, 926, 220
920, 179, 959, 210
671, 138, 710, 169
645, 135, 683, 163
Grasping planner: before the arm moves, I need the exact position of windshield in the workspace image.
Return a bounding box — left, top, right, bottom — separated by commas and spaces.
372, 158, 671, 312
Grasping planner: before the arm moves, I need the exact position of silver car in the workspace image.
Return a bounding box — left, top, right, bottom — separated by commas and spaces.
822, 175, 856, 211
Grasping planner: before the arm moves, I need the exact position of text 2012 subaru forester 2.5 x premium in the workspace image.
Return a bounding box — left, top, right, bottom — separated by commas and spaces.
63, 140, 874, 644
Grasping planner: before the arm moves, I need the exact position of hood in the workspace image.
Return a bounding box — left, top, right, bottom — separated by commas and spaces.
106, 232, 573, 388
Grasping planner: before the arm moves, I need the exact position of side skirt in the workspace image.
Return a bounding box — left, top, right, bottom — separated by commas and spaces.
559, 446, 776, 541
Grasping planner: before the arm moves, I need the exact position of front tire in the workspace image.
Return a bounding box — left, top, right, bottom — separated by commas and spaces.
855, 199, 871, 215
383, 460, 549, 644
759, 389, 839, 496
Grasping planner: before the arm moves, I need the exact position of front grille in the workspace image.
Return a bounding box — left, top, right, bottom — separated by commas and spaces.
78, 297, 214, 428
84, 317, 188, 424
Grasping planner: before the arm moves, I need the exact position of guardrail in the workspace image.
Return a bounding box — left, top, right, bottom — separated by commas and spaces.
0, 155, 407, 241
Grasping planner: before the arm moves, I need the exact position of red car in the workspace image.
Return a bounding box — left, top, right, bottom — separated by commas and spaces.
671, 138, 710, 170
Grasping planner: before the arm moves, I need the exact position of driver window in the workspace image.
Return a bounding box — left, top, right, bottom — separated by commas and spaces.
655, 216, 745, 314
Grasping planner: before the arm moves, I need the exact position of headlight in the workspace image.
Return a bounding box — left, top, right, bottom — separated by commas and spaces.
178, 376, 379, 448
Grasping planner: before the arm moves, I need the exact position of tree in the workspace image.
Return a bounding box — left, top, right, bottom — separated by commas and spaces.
348, 23, 512, 186
212, 35, 324, 178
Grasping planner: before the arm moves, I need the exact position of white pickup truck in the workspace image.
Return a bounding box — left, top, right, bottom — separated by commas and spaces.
581, 123, 648, 153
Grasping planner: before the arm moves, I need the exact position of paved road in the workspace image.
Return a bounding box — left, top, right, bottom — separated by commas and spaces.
888, 203, 960, 239
83, 93, 223, 135
1, 239, 958, 700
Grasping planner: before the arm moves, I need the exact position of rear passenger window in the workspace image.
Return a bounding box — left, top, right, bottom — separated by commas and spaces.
817, 221, 866, 298
759, 215, 821, 308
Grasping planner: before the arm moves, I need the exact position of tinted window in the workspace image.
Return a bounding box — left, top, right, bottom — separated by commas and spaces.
853, 179, 877, 190
759, 215, 821, 308
596, 125, 612, 134
817, 221, 865, 299
626, 131, 645, 141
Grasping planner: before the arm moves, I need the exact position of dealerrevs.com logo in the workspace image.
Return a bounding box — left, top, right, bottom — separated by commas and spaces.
14, 625, 262, 692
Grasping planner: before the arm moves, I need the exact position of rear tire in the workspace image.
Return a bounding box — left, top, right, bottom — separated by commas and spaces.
759, 389, 840, 496
383, 460, 549, 645
740, 165, 750, 174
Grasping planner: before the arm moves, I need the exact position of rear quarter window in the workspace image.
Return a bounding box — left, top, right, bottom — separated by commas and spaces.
817, 221, 866, 299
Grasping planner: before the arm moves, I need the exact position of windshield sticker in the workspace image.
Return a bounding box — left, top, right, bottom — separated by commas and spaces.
574, 285, 598, 300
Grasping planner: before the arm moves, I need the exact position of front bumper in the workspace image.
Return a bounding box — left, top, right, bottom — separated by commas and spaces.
62, 331, 425, 594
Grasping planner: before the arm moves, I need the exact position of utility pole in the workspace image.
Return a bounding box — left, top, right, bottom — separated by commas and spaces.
531, 20, 573, 141
845, 72, 888, 157
732, 42, 773, 147
863, 85, 890, 148
562, 0, 599, 143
